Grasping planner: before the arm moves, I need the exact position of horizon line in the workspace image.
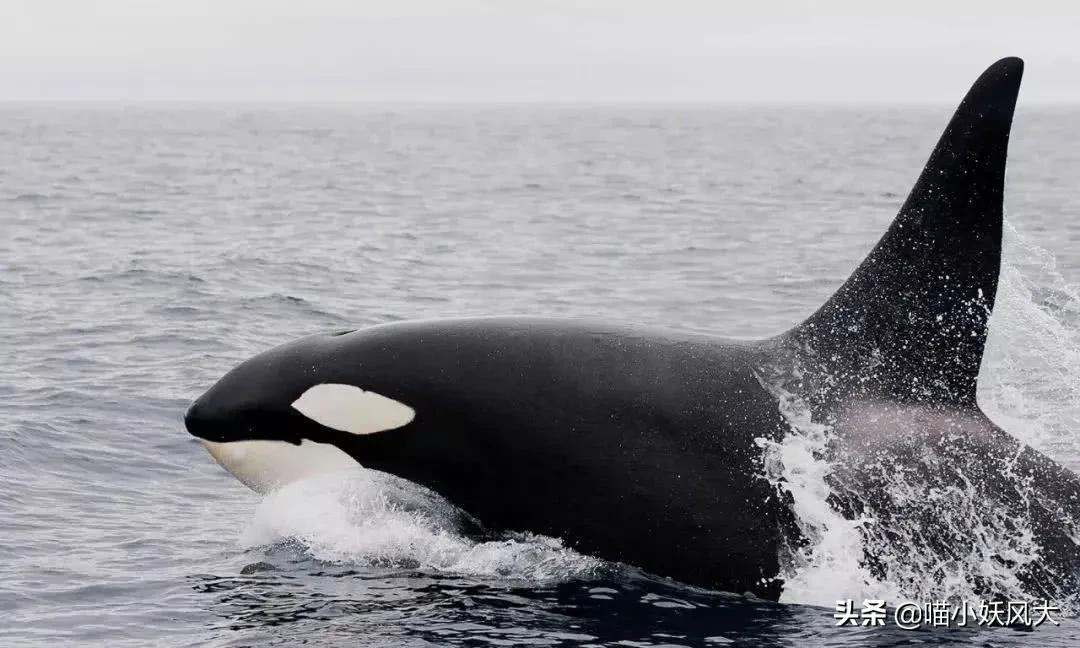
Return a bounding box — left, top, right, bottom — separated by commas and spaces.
2, 97, 1079, 108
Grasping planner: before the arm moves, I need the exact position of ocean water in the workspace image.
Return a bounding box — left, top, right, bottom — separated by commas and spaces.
2, 103, 1080, 646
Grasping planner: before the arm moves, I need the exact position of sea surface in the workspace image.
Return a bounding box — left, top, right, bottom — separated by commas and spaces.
3, 103, 1080, 646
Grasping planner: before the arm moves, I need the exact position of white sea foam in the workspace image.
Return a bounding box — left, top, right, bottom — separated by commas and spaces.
240, 468, 602, 582
981, 223, 1080, 472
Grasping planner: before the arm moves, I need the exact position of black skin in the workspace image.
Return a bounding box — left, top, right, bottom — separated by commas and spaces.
187, 319, 803, 599
185, 57, 1080, 600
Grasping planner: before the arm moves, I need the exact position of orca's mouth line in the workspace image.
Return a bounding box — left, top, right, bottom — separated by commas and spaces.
187, 429, 231, 444
186, 425, 304, 447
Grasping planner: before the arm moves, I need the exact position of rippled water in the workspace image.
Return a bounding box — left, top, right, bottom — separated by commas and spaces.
2, 104, 1080, 646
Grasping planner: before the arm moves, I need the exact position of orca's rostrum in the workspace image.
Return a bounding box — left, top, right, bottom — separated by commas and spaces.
186, 58, 1080, 601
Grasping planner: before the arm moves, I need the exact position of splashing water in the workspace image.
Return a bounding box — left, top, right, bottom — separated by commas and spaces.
762, 221, 1080, 611
240, 469, 604, 583
982, 222, 1080, 472
756, 384, 901, 607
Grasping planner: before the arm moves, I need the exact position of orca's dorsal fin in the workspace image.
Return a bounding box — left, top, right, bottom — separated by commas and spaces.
783, 57, 1023, 410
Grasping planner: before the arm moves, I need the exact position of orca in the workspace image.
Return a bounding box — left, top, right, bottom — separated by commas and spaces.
185, 57, 1080, 601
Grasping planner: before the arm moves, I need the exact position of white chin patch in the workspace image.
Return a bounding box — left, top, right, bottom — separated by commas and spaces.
290, 383, 415, 436
203, 439, 359, 494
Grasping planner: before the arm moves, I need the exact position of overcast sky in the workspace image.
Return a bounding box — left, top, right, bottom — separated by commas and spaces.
2, 1, 1078, 102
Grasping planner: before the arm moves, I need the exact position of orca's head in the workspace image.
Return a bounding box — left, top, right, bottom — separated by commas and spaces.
184, 329, 417, 492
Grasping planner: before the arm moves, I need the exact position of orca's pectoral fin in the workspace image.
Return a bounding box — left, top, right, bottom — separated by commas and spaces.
784, 57, 1024, 409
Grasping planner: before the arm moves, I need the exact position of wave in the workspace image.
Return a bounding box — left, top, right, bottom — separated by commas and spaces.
240, 469, 603, 583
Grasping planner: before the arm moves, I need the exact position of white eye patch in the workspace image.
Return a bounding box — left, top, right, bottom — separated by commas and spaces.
291, 383, 415, 436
